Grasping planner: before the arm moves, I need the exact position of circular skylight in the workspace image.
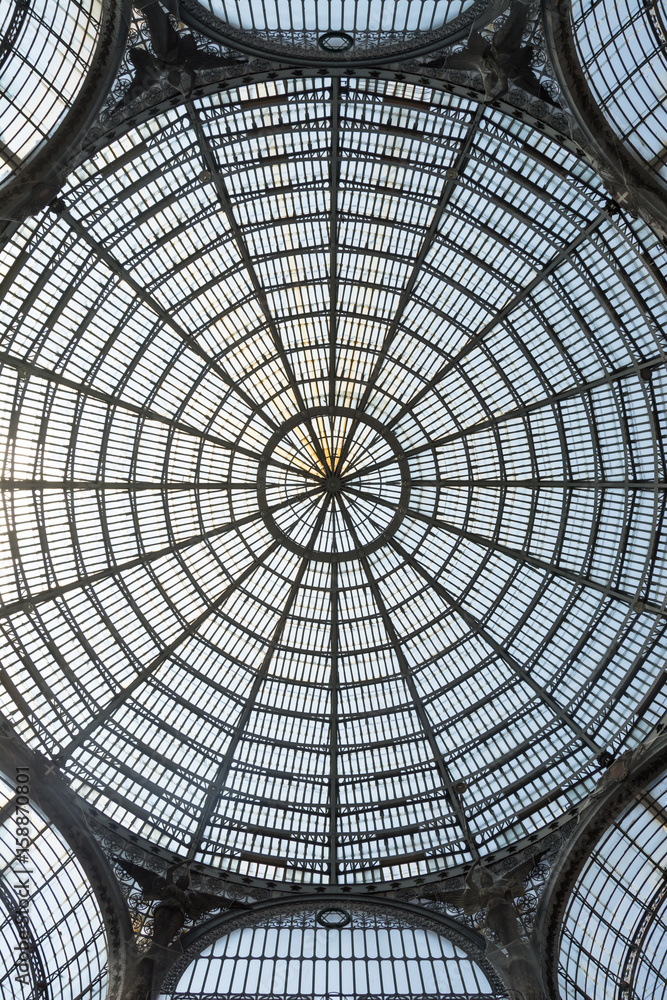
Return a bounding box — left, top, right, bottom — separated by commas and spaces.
0, 74, 666, 888
256, 408, 410, 561
179, 0, 487, 60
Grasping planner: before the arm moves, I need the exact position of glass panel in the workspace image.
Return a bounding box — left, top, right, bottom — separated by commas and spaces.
160, 906, 499, 999
0, 0, 103, 187
559, 767, 667, 1000
571, 0, 667, 182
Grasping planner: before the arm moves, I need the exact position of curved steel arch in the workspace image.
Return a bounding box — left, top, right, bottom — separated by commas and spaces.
0, 873, 50, 1000
0, 0, 130, 224
159, 895, 508, 998
541, 0, 667, 239
0, 724, 134, 1000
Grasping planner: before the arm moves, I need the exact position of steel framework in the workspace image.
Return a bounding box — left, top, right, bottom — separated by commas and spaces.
159, 900, 506, 1000
1, 68, 666, 893
0, 0, 667, 996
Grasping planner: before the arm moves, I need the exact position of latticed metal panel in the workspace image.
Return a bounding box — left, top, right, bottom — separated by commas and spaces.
569, 0, 667, 183
1, 64, 666, 898
0, 0, 104, 187
176, 0, 493, 61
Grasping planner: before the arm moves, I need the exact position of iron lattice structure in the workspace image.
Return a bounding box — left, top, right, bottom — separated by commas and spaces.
0, 0, 104, 188
160, 902, 506, 999
0, 0, 667, 995
1, 71, 666, 891
559, 764, 667, 999
175, 0, 496, 63
568, 0, 667, 184
0, 0, 128, 222
0, 768, 109, 1000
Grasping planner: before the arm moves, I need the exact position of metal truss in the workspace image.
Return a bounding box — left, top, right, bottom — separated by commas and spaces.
0, 66, 666, 897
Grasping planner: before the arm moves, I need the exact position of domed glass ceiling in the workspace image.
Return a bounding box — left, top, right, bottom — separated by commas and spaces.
0, 74, 666, 887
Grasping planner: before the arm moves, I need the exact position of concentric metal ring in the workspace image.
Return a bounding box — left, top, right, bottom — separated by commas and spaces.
256, 407, 411, 562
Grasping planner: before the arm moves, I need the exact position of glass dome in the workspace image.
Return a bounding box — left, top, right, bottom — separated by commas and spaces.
0, 73, 666, 889
178, 0, 491, 61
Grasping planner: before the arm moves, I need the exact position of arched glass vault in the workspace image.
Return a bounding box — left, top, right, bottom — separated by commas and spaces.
176, 0, 494, 63
0, 65, 666, 892
159, 902, 505, 1000
542, 0, 667, 239
537, 733, 667, 1000
568, 0, 667, 185
0, 0, 128, 221
559, 765, 667, 1000
0, 0, 104, 190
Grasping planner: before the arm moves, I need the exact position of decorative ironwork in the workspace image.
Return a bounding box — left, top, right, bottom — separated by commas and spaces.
160, 901, 507, 998
177, 0, 497, 64
318, 32, 355, 53
316, 906, 352, 927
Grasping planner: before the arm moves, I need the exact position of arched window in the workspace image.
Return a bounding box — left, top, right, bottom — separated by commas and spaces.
160, 904, 504, 1000
0, 769, 108, 1000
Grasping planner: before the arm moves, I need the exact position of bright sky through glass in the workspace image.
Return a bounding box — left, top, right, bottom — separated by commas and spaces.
571, 0, 667, 181
0, 771, 108, 1000
162, 907, 497, 999
559, 767, 667, 1000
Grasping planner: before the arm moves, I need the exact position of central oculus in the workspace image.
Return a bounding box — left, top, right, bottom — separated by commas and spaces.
257, 406, 411, 562
322, 473, 344, 495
